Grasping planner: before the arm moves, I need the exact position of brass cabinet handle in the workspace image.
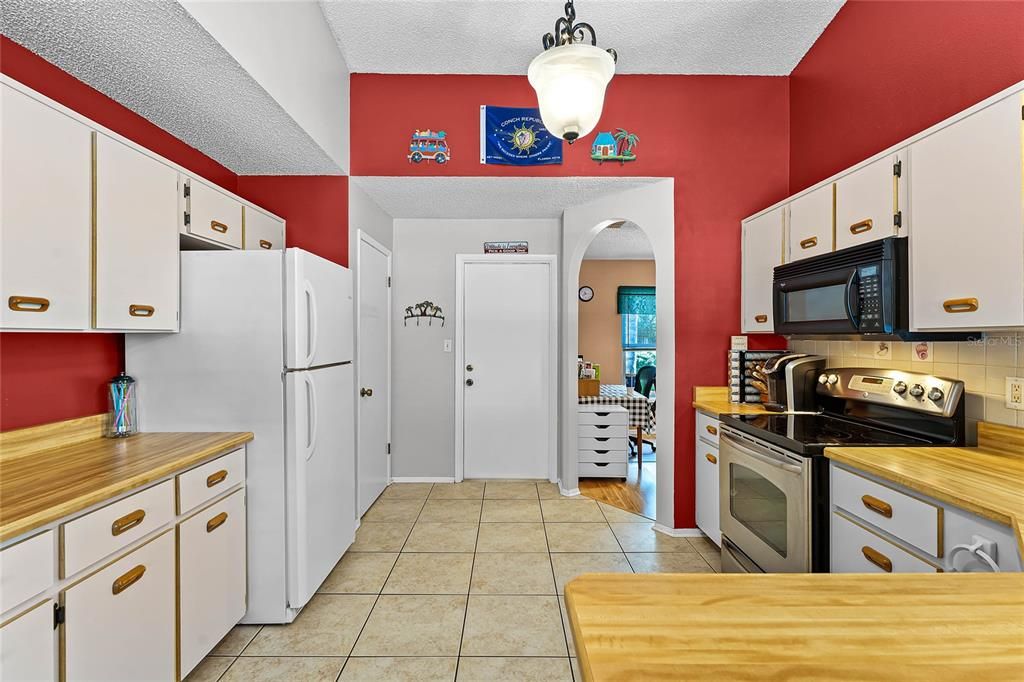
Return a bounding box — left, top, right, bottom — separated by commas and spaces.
850, 219, 873, 234
8, 296, 50, 312
210, 220, 229, 233
705, 453, 718, 465
206, 470, 228, 488
861, 546, 893, 573
705, 425, 718, 436
942, 298, 979, 314
259, 239, 272, 249
206, 512, 229, 533
112, 564, 146, 595
861, 494, 893, 519
799, 236, 818, 249
111, 509, 146, 536
754, 314, 768, 324
129, 304, 155, 317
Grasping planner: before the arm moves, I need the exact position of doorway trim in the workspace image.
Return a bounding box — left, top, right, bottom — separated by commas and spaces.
454, 254, 559, 483
355, 229, 393, 511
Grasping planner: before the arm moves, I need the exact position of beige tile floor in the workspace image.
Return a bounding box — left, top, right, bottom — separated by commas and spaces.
187, 481, 721, 682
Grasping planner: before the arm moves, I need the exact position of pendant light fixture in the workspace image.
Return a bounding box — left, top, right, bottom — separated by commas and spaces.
528, 0, 617, 144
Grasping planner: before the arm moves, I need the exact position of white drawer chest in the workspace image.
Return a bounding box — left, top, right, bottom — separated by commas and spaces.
577, 405, 629, 478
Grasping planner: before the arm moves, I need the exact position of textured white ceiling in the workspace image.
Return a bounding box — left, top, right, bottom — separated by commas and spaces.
584, 221, 654, 259
1, 0, 341, 175
353, 176, 662, 219
322, 0, 844, 75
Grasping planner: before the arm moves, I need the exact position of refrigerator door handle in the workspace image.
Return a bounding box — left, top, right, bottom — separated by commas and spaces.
304, 280, 319, 367
305, 373, 319, 460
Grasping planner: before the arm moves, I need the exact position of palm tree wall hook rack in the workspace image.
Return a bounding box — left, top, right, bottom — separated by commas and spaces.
404, 300, 445, 327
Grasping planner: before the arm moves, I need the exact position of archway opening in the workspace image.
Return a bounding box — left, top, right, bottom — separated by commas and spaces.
574, 220, 658, 519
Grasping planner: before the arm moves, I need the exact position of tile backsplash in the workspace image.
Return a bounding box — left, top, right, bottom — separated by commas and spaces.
790, 334, 1024, 442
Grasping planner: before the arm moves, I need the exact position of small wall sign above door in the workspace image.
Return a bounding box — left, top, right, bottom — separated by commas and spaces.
483, 241, 529, 254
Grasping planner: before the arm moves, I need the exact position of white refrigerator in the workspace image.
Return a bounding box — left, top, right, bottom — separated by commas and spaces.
126, 248, 355, 624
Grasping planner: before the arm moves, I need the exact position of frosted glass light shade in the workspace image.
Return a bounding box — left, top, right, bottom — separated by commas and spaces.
528, 44, 615, 143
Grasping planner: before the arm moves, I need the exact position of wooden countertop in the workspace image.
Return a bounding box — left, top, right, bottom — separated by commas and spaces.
0, 415, 252, 543
825, 421, 1024, 556
565, 572, 1024, 681
692, 386, 769, 416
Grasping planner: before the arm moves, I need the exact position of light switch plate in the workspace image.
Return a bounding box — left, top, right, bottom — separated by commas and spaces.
1006, 377, 1024, 410
443, 339, 452, 353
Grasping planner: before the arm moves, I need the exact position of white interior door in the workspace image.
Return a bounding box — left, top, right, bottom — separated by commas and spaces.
285, 363, 355, 609
459, 257, 555, 480
357, 233, 391, 516
286, 249, 354, 369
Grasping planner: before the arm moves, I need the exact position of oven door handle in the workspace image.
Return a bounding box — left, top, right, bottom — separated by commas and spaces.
722, 433, 804, 475
845, 269, 860, 328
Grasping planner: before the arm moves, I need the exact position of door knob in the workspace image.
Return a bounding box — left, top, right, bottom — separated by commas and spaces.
360, 387, 373, 397
466, 364, 474, 372
465, 378, 474, 386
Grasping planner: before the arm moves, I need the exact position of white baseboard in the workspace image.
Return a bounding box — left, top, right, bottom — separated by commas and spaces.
390, 477, 456, 483
652, 524, 706, 538
558, 484, 581, 497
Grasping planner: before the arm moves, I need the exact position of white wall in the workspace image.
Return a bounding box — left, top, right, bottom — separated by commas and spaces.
350, 183, 394, 252
181, 0, 350, 172
391, 219, 562, 478
563, 180, 676, 528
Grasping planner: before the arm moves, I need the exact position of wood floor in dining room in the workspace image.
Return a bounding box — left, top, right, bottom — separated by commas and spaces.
579, 449, 655, 519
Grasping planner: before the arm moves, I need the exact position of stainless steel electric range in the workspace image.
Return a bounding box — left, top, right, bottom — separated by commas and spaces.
717, 367, 966, 574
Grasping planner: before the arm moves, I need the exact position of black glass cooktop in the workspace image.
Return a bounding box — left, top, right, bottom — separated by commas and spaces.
719, 413, 937, 456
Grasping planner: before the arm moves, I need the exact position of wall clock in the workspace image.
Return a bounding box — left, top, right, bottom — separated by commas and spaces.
578, 286, 594, 302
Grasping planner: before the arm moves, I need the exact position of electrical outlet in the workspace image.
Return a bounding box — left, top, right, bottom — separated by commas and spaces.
1006, 376, 1024, 410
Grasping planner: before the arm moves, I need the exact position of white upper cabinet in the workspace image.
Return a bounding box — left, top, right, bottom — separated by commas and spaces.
1, 84, 92, 330
244, 205, 285, 251
834, 150, 906, 251
788, 183, 834, 261
94, 134, 180, 331
185, 177, 243, 249
909, 93, 1024, 330
741, 206, 785, 333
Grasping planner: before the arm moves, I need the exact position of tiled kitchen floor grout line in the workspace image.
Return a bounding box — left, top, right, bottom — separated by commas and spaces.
208, 484, 696, 681
332, 485, 434, 681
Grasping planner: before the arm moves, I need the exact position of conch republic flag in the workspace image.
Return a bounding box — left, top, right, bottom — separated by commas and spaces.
480, 105, 563, 166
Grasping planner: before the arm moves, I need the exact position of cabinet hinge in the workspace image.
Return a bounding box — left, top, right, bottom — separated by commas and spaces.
184, 211, 191, 227
387, 443, 391, 455
183, 183, 191, 199
53, 604, 65, 628
892, 159, 902, 178
894, 210, 903, 229
387, 276, 391, 288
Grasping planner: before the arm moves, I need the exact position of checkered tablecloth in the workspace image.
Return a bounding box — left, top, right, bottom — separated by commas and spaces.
578, 384, 655, 431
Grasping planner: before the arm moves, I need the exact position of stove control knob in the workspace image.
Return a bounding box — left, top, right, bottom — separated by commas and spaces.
928, 387, 944, 402
818, 373, 829, 385
893, 381, 908, 395
826, 374, 839, 386
909, 384, 925, 398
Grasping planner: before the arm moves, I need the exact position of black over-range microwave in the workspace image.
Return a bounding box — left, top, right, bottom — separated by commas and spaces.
772, 237, 973, 340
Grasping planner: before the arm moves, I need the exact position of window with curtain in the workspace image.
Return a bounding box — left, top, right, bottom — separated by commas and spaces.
618, 286, 656, 384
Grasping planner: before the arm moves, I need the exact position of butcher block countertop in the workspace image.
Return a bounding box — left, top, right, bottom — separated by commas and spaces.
692, 386, 768, 416
826, 421, 1024, 556
565, 572, 1024, 681
0, 414, 253, 543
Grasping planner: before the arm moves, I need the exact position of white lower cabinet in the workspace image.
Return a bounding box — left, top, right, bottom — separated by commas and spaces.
831, 512, 939, 574
64, 531, 175, 682
0, 599, 56, 682
178, 489, 247, 678
694, 412, 721, 546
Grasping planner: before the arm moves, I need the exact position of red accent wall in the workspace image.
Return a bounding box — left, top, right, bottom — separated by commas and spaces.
790, 0, 1024, 192
235, 176, 349, 267
0, 38, 347, 430
350, 74, 792, 528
